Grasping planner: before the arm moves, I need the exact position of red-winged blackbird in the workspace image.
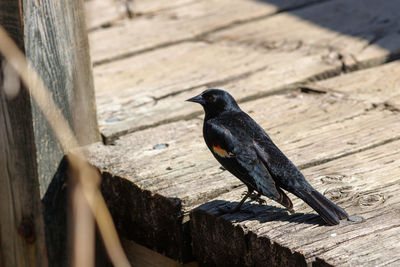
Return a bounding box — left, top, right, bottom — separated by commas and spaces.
187, 89, 348, 225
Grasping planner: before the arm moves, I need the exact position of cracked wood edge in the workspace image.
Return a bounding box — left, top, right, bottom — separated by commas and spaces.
89, 94, 400, 206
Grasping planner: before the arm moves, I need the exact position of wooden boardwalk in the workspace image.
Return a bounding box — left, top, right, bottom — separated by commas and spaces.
84, 0, 400, 266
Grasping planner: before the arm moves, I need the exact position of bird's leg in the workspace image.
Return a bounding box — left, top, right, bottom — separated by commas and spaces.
248, 192, 267, 205
232, 190, 253, 212
218, 189, 254, 214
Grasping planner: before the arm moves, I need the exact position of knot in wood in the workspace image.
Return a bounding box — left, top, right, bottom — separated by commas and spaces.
18, 217, 35, 244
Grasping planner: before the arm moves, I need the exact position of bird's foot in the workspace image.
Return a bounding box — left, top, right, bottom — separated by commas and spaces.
287, 208, 295, 214
248, 192, 267, 205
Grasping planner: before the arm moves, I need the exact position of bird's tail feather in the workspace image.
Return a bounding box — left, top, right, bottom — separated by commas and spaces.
296, 189, 348, 226
311, 190, 348, 220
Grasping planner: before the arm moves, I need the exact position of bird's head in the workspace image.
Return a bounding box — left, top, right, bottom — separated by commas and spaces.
186, 89, 240, 118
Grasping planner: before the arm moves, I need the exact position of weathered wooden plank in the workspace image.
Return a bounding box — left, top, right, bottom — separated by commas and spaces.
93, 37, 346, 142
23, 0, 101, 196
89, 0, 321, 64
92, 95, 400, 206
190, 139, 400, 266
207, 0, 400, 67
93, 0, 400, 142
2, 0, 101, 266
86, 89, 400, 262
97, 59, 400, 144
0, 53, 48, 267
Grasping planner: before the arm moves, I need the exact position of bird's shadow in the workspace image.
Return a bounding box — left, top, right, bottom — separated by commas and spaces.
195, 199, 326, 226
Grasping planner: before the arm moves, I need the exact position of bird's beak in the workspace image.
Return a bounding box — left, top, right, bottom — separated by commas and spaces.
186, 94, 205, 105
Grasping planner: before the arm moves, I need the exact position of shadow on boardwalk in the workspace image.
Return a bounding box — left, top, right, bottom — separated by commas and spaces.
254, 0, 400, 53
196, 199, 325, 226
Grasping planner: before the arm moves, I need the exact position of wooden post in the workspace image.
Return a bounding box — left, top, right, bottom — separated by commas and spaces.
0, 0, 100, 266
22, 0, 101, 196
0, 56, 48, 267
0, 0, 48, 266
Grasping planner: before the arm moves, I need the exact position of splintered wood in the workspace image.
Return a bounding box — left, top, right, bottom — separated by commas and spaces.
86, 0, 400, 265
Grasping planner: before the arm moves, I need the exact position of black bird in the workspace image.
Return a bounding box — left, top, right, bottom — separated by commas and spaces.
187, 89, 348, 225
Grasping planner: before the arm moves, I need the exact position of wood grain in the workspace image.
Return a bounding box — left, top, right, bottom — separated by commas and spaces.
208, 0, 400, 68
2, 0, 101, 266
0, 57, 48, 267
88, 92, 400, 205
86, 0, 400, 264
0, 3, 48, 266
86, 89, 400, 261
190, 139, 400, 266
23, 0, 101, 196
88, 0, 318, 64
97, 59, 400, 144
93, 0, 400, 142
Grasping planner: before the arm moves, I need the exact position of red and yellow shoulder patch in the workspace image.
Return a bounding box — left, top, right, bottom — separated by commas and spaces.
212, 145, 233, 158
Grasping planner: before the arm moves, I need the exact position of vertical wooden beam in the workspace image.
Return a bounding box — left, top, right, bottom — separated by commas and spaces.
0, 57, 48, 267
1, 0, 100, 266
22, 0, 100, 196
0, 1, 48, 266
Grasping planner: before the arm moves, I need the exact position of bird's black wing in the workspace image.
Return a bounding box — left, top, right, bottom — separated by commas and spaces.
246, 114, 348, 225
204, 119, 282, 202
235, 112, 313, 192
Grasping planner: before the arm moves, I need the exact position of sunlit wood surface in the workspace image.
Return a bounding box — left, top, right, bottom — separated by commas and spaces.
85, 0, 400, 265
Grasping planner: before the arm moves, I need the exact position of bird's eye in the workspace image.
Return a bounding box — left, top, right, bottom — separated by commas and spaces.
203, 94, 216, 103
